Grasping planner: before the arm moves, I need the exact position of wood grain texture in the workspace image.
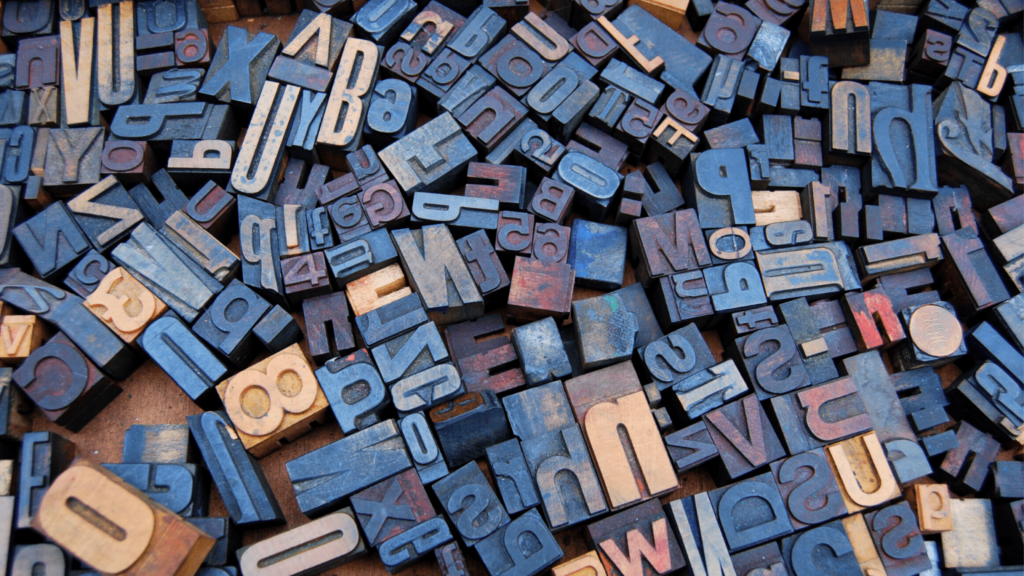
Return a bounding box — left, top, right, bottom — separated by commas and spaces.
20, 10, 1011, 576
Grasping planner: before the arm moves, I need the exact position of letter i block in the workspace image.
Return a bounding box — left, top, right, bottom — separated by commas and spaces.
216, 343, 330, 458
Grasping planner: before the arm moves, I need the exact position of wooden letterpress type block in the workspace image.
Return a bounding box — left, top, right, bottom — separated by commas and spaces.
83, 267, 168, 345
729, 305, 778, 338
757, 242, 861, 302
352, 0, 416, 45
936, 228, 1010, 316
398, 411, 448, 485
135, 29, 176, 75
435, 541, 469, 576
770, 376, 872, 455
615, 98, 657, 158
281, 9, 351, 71
198, 26, 278, 109
937, 421, 1000, 494
393, 225, 483, 325
572, 293, 638, 371
167, 140, 234, 188
380, 113, 477, 196
15, 36, 59, 91
12, 201, 89, 279
586, 498, 685, 576
505, 120, 568, 179
354, 292, 427, 349
509, 318, 572, 388
522, 424, 607, 530
239, 508, 365, 572
458, 85, 528, 152
863, 502, 931, 576
253, 310, 299, 355
128, 170, 189, 229
345, 263, 409, 317
866, 83, 937, 197
666, 495, 738, 576
637, 324, 715, 393
1, 125, 35, 186
567, 124, 628, 174
703, 394, 786, 480
101, 140, 157, 186
114, 221, 221, 327
650, 271, 714, 331
217, 344, 329, 458
529, 178, 574, 224
552, 551, 607, 576
444, 315, 513, 376
730, 541, 786, 575
567, 219, 627, 290
825, 432, 900, 514
111, 102, 237, 143
699, 55, 743, 127
59, 18, 100, 127
910, 29, 953, 81
940, 498, 1001, 570
905, 483, 952, 533
280, 252, 331, 305
443, 5, 505, 64
315, 349, 386, 430
143, 68, 204, 104
933, 83, 1013, 210
430, 390, 512, 470
826, 81, 871, 162
759, 114, 794, 165
42, 127, 103, 194
682, 149, 756, 230
932, 185, 976, 236
631, 209, 710, 288
186, 411, 283, 526
750, 191, 801, 230
793, 117, 823, 170
16, 431, 74, 530
776, 298, 838, 385
312, 39, 380, 167
140, 313, 227, 407
160, 210, 238, 284
465, 164, 526, 213
706, 227, 754, 265
302, 291, 355, 363
856, 234, 943, 282
229, 82, 299, 202
704, 261, 768, 314
185, 182, 235, 240
13, 331, 121, 432
730, 325, 810, 400
363, 78, 417, 148
31, 460, 214, 576
0, 89, 26, 126
269, 55, 334, 94
664, 422, 719, 473
486, 438, 540, 515
0, 316, 48, 364
570, 21, 618, 69
808, 0, 869, 67
496, 211, 534, 264
185, 516, 237, 566
965, 322, 1023, 385
770, 449, 846, 530
843, 350, 915, 442
840, 288, 907, 352
432, 459, 510, 547
235, 196, 285, 305
439, 64, 497, 120
370, 321, 448, 385
508, 256, 574, 324
987, 461, 1023, 499
416, 48, 471, 114
590, 86, 631, 135
780, 520, 861, 575
704, 119, 760, 151
327, 195, 370, 244
357, 181, 406, 231
10, 544, 65, 576
351, 468, 435, 548
410, 193, 499, 232
993, 293, 1024, 350
669, 359, 748, 422
103, 462, 209, 517
392, 363, 464, 414
480, 35, 551, 99
378, 516, 453, 573
503, 380, 575, 442
565, 362, 677, 510
285, 90, 328, 165
192, 278, 269, 367
891, 367, 950, 435
476, 508, 562, 575
697, 3, 761, 61
66, 176, 144, 253
611, 282, 663, 350
708, 471, 793, 552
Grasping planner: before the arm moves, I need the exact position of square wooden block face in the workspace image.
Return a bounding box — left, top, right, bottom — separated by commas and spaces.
216, 344, 330, 458
84, 267, 168, 344
0, 315, 48, 362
